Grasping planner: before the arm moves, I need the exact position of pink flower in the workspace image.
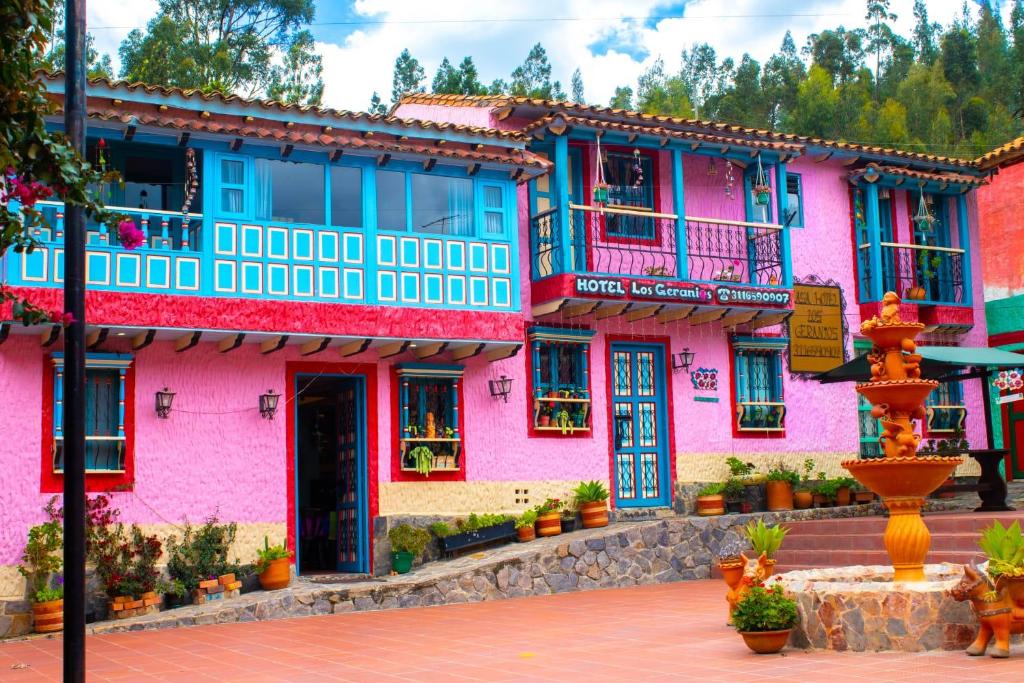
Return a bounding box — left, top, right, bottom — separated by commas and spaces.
117, 221, 145, 250
50, 310, 75, 327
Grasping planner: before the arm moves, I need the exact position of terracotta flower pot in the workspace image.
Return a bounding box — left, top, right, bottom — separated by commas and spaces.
258, 557, 291, 590
836, 486, 852, 506
538, 415, 551, 427
32, 598, 63, 633
579, 500, 609, 528
854, 490, 875, 504
535, 511, 562, 537
739, 629, 792, 654
696, 494, 725, 516
793, 491, 813, 509
517, 525, 536, 542
765, 481, 793, 511
812, 493, 831, 508
905, 285, 927, 300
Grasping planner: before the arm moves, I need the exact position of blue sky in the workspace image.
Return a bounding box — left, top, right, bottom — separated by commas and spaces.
86, 1, 1001, 111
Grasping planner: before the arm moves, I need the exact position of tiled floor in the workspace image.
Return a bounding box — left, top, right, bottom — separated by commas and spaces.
1, 580, 1022, 682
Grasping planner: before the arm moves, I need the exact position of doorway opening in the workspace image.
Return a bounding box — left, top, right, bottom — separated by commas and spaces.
295, 374, 368, 574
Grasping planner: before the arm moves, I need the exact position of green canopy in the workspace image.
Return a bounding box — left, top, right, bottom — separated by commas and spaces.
813, 346, 1024, 384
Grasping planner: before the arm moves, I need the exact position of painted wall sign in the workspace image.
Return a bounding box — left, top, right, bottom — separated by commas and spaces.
690, 367, 719, 392
789, 283, 846, 373
573, 275, 790, 308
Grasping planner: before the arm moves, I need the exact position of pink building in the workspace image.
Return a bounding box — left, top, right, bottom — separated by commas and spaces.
0, 81, 990, 633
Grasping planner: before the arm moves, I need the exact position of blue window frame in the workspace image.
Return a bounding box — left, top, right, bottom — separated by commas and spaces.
396, 364, 463, 472
732, 339, 786, 432
784, 173, 803, 228
480, 182, 507, 236
52, 353, 132, 472
218, 155, 247, 217
926, 380, 966, 435
604, 152, 655, 238
529, 327, 594, 433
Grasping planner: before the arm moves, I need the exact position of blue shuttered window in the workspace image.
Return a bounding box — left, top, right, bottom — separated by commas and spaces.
52, 353, 132, 472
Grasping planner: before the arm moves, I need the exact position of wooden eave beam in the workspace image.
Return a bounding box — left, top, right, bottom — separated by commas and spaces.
687, 308, 727, 326
85, 328, 109, 350
174, 331, 202, 352
377, 340, 411, 359
218, 333, 245, 353
840, 155, 861, 166
467, 163, 481, 176
813, 151, 833, 163
510, 168, 525, 181
377, 153, 391, 167
485, 344, 522, 362
449, 343, 485, 361
177, 132, 191, 147
300, 337, 331, 357
720, 310, 759, 328
131, 329, 156, 351
749, 312, 791, 330
413, 342, 448, 360
627, 133, 639, 143
280, 144, 294, 158
690, 142, 701, 151
423, 158, 437, 172
123, 125, 136, 142
594, 302, 631, 320
655, 306, 695, 324
229, 138, 243, 151
547, 118, 568, 136
338, 338, 372, 358
625, 305, 664, 322
330, 149, 344, 162
260, 335, 289, 355
659, 137, 669, 147
531, 298, 568, 318
562, 301, 601, 319
40, 325, 61, 347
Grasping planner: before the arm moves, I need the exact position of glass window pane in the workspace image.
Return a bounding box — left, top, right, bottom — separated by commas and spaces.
411, 174, 473, 235
221, 159, 244, 185
221, 188, 243, 214
485, 212, 503, 234
786, 175, 802, 227
256, 159, 324, 225
330, 166, 363, 228
484, 186, 503, 209
376, 170, 407, 231
85, 368, 119, 437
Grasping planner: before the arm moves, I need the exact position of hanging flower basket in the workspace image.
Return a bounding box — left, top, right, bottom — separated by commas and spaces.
592, 183, 609, 205
753, 185, 772, 206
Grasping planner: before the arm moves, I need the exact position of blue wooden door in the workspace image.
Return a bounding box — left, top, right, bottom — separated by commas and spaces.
609, 343, 671, 507
335, 378, 368, 572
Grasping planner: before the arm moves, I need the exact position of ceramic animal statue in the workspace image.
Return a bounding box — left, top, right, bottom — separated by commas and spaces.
948, 561, 1024, 658
723, 552, 773, 624
879, 291, 902, 324
870, 403, 889, 420
424, 412, 436, 439
901, 338, 917, 354
878, 419, 920, 458
903, 353, 923, 379
867, 349, 885, 380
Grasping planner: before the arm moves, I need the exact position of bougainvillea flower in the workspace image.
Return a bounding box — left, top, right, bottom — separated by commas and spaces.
117, 220, 145, 250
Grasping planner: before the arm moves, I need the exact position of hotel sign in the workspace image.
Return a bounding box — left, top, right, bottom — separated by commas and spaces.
573, 275, 791, 307
789, 283, 846, 373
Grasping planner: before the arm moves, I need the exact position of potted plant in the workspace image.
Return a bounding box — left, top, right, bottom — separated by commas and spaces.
696, 482, 726, 516
18, 517, 63, 633
742, 520, 789, 576
560, 504, 578, 533
255, 537, 293, 589
166, 516, 241, 599
572, 408, 588, 428
978, 520, 1024, 605
793, 458, 815, 510
765, 464, 799, 512
554, 408, 574, 435
813, 476, 839, 508
388, 524, 431, 574
723, 478, 746, 514
853, 481, 876, 504
834, 476, 857, 506
537, 405, 552, 428
408, 445, 434, 477
573, 480, 610, 528
535, 498, 563, 537
430, 515, 516, 555
733, 583, 798, 654
516, 510, 538, 542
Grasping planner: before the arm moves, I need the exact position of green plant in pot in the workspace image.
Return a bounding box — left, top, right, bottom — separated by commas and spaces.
978, 520, 1024, 579
573, 480, 610, 528
18, 514, 64, 633
408, 445, 434, 477
723, 478, 746, 514
813, 477, 840, 507
696, 482, 726, 516
554, 408, 574, 435
742, 520, 789, 571
833, 476, 858, 506
515, 509, 538, 541
388, 524, 431, 574
255, 537, 293, 590
765, 462, 799, 511
733, 582, 798, 654
793, 459, 815, 509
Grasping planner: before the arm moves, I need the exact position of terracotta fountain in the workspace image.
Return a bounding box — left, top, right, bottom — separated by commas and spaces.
843, 291, 962, 582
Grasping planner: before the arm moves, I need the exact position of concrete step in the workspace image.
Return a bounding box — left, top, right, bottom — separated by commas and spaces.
776, 511, 1024, 537
783, 531, 982, 552
771, 548, 980, 569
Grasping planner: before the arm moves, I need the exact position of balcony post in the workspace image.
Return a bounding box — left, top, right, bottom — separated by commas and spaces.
956, 193, 972, 306
553, 134, 572, 275
864, 183, 884, 301
774, 163, 792, 287
671, 148, 688, 280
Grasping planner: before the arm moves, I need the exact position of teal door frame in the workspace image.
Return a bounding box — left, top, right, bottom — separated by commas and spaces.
609, 342, 671, 507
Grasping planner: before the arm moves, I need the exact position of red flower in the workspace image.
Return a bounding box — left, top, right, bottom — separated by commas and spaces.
117, 220, 145, 250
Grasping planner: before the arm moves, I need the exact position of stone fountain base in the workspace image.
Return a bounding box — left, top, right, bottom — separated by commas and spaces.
774, 564, 978, 652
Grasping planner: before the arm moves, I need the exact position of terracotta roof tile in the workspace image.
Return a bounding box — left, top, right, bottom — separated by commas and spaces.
975, 136, 1024, 170
849, 163, 986, 187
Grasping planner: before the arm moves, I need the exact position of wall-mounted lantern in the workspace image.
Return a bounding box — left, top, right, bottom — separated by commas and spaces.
488, 375, 513, 403
155, 387, 175, 419
259, 390, 280, 420
672, 348, 696, 374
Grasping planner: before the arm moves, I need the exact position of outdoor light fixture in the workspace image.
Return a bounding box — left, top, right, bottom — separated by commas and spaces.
154, 387, 175, 419
259, 390, 280, 420
488, 375, 513, 402
672, 347, 696, 374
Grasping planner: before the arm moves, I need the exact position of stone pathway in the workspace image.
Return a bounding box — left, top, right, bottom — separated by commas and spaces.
2, 580, 1022, 682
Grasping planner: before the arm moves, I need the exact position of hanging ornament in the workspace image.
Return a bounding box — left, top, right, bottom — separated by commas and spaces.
181, 147, 199, 216
632, 148, 643, 187
752, 154, 771, 206
913, 186, 935, 233
707, 157, 717, 177
592, 135, 609, 207
724, 160, 735, 200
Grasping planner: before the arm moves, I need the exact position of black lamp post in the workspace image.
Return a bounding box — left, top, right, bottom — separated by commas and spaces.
155, 387, 175, 418
259, 390, 280, 419
672, 347, 696, 373
488, 375, 513, 402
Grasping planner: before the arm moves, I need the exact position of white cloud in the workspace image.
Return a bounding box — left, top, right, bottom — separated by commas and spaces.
83, 1, 998, 111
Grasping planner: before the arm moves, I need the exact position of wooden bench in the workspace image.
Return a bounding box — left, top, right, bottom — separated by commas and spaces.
934, 449, 1014, 512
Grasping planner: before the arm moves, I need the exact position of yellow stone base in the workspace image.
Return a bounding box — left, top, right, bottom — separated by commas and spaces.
378, 481, 605, 516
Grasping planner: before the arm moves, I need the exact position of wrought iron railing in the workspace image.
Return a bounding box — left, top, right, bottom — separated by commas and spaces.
529, 204, 786, 285
857, 242, 965, 305
31, 200, 203, 251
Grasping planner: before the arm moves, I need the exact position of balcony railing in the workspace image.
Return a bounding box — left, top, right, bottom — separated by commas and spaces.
30, 200, 203, 251
858, 242, 965, 305
529, 204, 785, 286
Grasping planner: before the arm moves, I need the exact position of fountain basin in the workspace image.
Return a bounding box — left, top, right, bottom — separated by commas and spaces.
843, 456, 962, 498
856, 380, 939, 415
774, 564, 977, 651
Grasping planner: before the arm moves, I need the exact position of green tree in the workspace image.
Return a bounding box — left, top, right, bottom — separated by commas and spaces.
873, 98, 909, 146
118, 0, 321, 104
791, 64, 841, 138
976, 1, 1012, 106
865, 0, 898, 98
1012, 0, 1024, 116
636, 58, 692, 117
367, 91, 387, 115
895, 62, 955, 145
804, 27, 866, 85
510, 43, 564, 99
609, 85, 634, 110
432, 56, 484, 95
570, 68, 585, 103
762, 31, 806, 130
912, 0, 940, 64
680, 43, 720, 118
940, 19, 981, 141
38, 0, 113, 79
391, 48, 426, 104
715, 54, 764, 127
